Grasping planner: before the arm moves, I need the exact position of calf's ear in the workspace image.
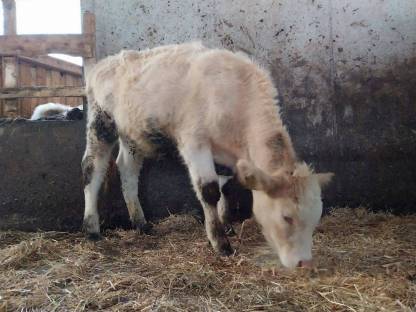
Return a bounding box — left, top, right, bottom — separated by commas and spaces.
315, 172, 334, 188
236, 159, 289, 195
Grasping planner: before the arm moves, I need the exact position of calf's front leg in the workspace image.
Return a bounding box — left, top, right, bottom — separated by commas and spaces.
179, 143, 233, 256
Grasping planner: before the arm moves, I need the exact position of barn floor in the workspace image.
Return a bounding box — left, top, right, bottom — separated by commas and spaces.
0, 208, 415, 312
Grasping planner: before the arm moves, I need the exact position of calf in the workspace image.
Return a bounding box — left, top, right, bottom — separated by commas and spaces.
30, 103, 83, 120
82, 42, 333, 268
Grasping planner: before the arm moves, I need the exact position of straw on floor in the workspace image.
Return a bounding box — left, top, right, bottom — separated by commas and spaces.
0, 208, 415, 311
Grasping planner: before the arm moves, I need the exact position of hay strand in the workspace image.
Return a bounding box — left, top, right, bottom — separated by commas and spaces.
0, 208, 415, 311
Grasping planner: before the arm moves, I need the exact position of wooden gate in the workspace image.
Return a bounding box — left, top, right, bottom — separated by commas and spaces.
0, 0, 96, 118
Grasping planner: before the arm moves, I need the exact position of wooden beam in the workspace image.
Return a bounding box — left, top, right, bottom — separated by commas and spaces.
25, 55, 82, 76
83, 12, 96, 37
0, 34, 95, 58
82, 11, 97, 74
2, 56, 17, 88
0, 86, 86, 99
0, 54, 83, 76
2, 55, 18, 117
2, 0, 16, 35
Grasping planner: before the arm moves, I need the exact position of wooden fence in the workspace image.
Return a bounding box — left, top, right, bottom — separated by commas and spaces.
0, 0, 95, 118
0, 55, 84, 117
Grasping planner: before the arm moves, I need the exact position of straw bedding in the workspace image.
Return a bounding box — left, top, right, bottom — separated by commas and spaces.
0, 208, 415, 311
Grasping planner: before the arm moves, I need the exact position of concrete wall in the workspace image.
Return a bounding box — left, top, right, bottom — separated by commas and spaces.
81, 0, 415, 211
0, 120, 205, 231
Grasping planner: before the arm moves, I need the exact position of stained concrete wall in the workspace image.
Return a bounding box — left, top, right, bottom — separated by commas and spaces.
0, 120, 204, 231
0, 0, 415, 231
81, 0, 416, 210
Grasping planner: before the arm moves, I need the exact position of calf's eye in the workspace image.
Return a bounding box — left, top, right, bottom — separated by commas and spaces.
283, 216, 294, 225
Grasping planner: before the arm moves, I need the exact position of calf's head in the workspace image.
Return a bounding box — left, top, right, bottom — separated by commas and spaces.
237, 160, 333, 269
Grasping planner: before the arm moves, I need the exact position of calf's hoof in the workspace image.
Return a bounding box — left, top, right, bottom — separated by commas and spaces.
224, 224, 236, 236
85, 232, 102, 241
219, 241, 234, 257
212, 237, 234, 256
136, 222, 153, 235
82, 216, 101, 241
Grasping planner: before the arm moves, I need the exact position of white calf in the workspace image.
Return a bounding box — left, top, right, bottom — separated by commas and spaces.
30, 103, 83, 120
82, 42, 333, 267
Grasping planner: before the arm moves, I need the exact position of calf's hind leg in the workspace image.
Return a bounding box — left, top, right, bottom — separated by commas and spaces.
179, 143, 233, 256
116, 138, 152, 234
82, 109, 118, 239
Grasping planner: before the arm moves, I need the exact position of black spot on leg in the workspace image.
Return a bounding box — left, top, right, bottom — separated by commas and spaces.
201, 181, 221, 206
82, 156, 94, 186
221, 177, 236, 197
92, 109, 118, 144
221, 177, 253, 222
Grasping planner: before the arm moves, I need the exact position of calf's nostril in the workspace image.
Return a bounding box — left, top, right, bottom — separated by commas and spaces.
298, 259, 313, 268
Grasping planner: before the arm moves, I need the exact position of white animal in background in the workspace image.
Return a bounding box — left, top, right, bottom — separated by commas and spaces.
30, 103, 83, 120
82, 42, 333, 269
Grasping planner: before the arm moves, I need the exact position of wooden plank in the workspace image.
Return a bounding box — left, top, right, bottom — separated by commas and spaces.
64, 74, 73, 106
0, 57, 2, 116
2, 0, 16, 35
0, 55, 83, 76
18, 61, 34, 116
45, 70, 52, 86
2, 100, 18, 116
3, 56, 17, 88
0, 86, 86, 99
75, 76, 83, 87
35, 66, 48, 106
4, 55, 84, 76
0, 34, 95, 58
36, 67, 47, 86
65, 74, 74, 86
51, 70, 64, 86
2, 55, 18, 116
68, 75, 75, 106
20, 98, 32, 117
51, 70, 63, 102
0, 56, 3, 87
45, 70, 53, 103
19, 61, 32, 86
34, 55, 82, 75
82, 11, 97, 75
29, 66, 38, 113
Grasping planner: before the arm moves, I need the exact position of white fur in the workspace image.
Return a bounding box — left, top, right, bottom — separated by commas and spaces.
116, 138, 146, 226
30, 103, 72, 120
30, 103, 83, 120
